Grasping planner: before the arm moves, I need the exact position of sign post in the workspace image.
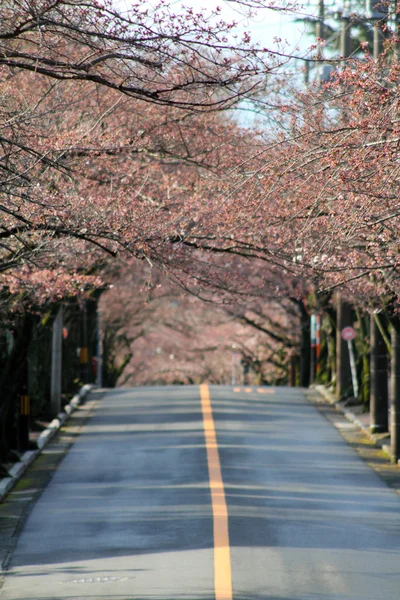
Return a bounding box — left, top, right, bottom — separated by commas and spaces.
341, 326, 358, 399
310, 314, 321, 382
310, 314, 317, 383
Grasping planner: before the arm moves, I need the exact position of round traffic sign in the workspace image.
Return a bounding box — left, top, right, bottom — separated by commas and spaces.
341, 326, 356, 341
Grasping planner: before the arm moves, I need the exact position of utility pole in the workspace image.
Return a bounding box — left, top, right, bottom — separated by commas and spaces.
373, 22, 385, 59
315, 0, 325, 83
316, 0, 324, 58
51, 306, 63, 416
340, 9, 351, 59
336, 295, 353, 400
310, 314, 321, 384
366, 0, 388, 59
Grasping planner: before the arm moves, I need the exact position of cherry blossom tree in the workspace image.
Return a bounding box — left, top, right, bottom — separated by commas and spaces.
99, 260, 301, 386
6, 0, 400, 460
1, 0, 300, 299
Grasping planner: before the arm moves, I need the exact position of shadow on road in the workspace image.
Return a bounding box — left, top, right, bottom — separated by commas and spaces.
2, 385, 400, 600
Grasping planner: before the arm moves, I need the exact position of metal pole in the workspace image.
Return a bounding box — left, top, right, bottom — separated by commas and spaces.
310, 314, 317, 383
347, 339, 359, 399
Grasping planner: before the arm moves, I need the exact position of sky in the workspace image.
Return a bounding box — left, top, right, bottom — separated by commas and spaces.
116, 0, 316, 55
172, 0, 315, 55
114, 0, 320, 124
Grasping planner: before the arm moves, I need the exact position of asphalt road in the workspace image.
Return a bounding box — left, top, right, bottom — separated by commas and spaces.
1, 385, 400, 600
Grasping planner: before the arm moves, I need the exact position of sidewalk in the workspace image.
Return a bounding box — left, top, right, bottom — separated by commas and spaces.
314, 384, 394, 460
0, 389, 100, 578
0, 384, 95, 503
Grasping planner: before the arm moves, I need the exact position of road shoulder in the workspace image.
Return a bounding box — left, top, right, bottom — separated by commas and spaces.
306, 387, 400, 496
0, 390, 101, 585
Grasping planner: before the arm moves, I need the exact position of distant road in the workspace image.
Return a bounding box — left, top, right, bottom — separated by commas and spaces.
1, 385, 400, 600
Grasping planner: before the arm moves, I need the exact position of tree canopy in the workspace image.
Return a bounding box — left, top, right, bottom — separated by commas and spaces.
1, 0, 400, 315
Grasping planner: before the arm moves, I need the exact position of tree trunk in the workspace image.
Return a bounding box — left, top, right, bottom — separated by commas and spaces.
0, 313, 35, 458
289, 354, 299, 387
370, 313, 389, 434
298, 303, 310, 388
390, 319, 400, 462
79, 301, 89, 384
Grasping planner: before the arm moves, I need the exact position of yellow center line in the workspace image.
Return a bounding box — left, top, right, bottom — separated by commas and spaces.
200, 384, 233, 600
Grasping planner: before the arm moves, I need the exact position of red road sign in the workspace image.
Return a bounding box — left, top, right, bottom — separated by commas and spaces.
341, 326, 356, 341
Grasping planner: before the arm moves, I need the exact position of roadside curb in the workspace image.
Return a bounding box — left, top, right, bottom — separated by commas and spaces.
0, 384, 95, 503
314, 384, 392, 459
